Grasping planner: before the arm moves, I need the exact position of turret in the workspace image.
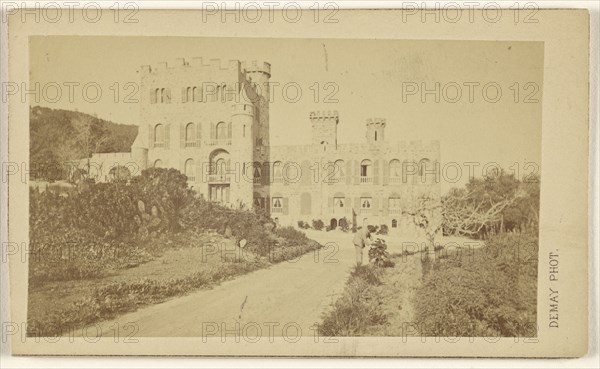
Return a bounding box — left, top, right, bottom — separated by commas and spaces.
310, 110, 339, 150
366, 118, 386, 144
242, 60, 271, 101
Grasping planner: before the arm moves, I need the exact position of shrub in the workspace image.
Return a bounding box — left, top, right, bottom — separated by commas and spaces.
131, 167, 195, 232
339, 217, 350, 232
274, 226, 309, 244
368, 238, 395, 268
320, 264, 386, 336
415, 232, 538, 337
312, 219, 325, 231
377, 224, 389, 235
297, 220, 311, 229
325, 225, 332, 232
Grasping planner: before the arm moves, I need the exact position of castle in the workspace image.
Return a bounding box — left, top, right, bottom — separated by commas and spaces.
83, 57, 441, 234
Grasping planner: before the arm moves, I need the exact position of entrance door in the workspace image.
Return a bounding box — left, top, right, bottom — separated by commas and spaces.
330, 218, 338, 230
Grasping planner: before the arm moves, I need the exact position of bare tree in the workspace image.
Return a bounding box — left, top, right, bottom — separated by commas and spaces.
404, 187, 525, 260
70, 114, 108, 178
442, 188, 525, 238
403, 195, 443, 255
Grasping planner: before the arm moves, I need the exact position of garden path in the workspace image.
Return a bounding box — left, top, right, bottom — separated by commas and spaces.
94, 230, 357, 337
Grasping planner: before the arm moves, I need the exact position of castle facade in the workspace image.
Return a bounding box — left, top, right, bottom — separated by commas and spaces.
84, 58, 440, 234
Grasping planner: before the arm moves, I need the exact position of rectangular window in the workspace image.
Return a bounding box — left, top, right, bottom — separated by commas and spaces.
272, 197, 283, 213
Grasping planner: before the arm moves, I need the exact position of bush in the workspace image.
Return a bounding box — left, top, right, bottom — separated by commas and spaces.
312, 219, 325, 231
368, 238, 395, 268
297, 220, 311, 229
320, 264, 386, 336
29, 168, 196, 286
339, 217, 350, 232
377, 224, 389, 235
415, 232, 538, 337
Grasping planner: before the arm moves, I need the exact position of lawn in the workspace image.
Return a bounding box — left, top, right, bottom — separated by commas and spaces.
27, 230, 269, 336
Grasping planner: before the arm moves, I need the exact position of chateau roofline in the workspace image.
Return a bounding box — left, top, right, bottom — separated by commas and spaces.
140, 58, 271, 77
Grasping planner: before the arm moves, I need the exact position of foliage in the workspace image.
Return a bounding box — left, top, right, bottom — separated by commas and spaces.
319, 264, 387, 336
312, 219, 325, 231
376, 224, 389, 235
338, 217, 350, 232
415, 232, 538, 337
181, 199, 320, 261
134, 200, 162, 240
132, 167, 195, 232
368, 238, 395, 268
29, 106, 137, 181
442, 170, 539, 239
27, 261, 265, 337
297, 220, 311, 229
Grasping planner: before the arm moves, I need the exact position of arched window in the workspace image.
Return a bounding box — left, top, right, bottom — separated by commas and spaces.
419, 158, 431, 183
216, 122, 227, 139
360, 159, 372, 183
185, 159, 195, 181
253, 163, 262, 183
186, 87, 192, 102
392, 219, 398, 228
389, 159, 401, 177
209, 149, 230, 181
160, 88, 166, 103
193, 86, 199, 102
153, 88, 160, 103
273, 161, 283, 183
185, 123, 195, 146
154, 124, 164, 147
153, 159, 163, 168
375, 131, 378, 141
389, 159, 402, 183
215, 158, 227, 176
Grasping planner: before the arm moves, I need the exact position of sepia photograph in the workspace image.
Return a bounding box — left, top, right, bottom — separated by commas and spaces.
26, 36, 543, 339
2, 6, 592, 360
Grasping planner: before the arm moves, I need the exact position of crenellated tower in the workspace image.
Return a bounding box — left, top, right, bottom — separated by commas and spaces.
366, 118, 386, 144
310, 110, 339, 151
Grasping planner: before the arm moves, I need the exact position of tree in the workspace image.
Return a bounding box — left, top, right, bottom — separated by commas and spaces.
70, 114, 109, 177
403, 195, 443, 258
403, 170, 535, 260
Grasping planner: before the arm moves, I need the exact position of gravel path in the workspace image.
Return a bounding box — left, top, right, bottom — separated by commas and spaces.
95, 230, 357, 337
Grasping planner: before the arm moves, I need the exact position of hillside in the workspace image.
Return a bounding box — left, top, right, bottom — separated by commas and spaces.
29, 106, 138, 179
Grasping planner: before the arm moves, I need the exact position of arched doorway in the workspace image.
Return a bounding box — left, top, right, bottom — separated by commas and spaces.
208, 149, 231, 204
330, 218, 338, 230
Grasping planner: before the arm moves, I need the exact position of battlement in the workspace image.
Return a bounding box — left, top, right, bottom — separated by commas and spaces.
309, 110, 339, 123
232, 103, 254, 116
366, 118, 387, 127
241, 60, 271, 77
140, 57, 242, 74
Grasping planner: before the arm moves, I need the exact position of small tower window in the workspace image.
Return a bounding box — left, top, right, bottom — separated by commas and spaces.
375, 131, 378, 141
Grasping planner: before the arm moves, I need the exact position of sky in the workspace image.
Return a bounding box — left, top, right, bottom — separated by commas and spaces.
30, 36, 544, 193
